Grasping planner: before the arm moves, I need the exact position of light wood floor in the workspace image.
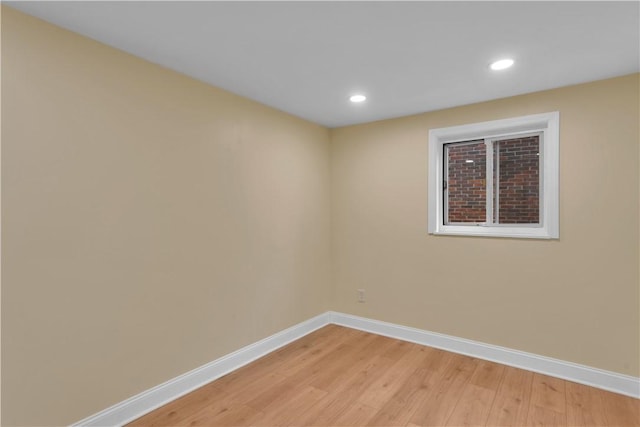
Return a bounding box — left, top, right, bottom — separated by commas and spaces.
128, 325, 639, 426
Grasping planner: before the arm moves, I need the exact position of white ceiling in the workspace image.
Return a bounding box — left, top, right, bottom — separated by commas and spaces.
8, 1, 640, 128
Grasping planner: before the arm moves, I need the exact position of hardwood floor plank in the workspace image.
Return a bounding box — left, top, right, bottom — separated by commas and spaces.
273, 326, 361, 378
193, 403, 261, 427
296, 354, 398, 426
417, 347, 448, 373
331, 402, 378, 426
469, 359, 506, 390
530, 373, 566, 414
601, 389, 640, 427
357, 343, 431, 410
445, 383, 497, 426
127, 383, 229, 427
525, 373, 567, 426
525, 405, 566, 426
127, 325, 639, 427
243, 376, 307, 413
165, 393, 241, 427
225, 372, 290, 405
381, 338, 419, 360
408, 353, 479, 426
310, 332, 385, 392
566, 381, 608, 426
366, 367, 433, 426
288, 333, 377, 390
248, 385, 327, 426
485, 366, 533, 426
209, 325, 345, 399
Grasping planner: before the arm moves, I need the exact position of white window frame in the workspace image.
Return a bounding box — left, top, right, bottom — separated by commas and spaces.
428, 112, 559, 239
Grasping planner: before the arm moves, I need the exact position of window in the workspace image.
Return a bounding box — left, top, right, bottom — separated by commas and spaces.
428, 112, 559, 239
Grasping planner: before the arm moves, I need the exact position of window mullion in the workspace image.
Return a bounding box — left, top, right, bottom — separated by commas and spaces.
443, 144, 449, 225
485, 139, 493, 225
495, 141, 500, 224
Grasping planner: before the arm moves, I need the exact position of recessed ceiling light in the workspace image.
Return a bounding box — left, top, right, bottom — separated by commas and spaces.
490, 58, 514, 71
350, 94, 366, 103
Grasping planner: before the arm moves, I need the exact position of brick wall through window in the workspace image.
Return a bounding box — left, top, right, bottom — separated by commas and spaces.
446, 141, 486, 223
495, 136, 540, 224
446, 135, 540, 224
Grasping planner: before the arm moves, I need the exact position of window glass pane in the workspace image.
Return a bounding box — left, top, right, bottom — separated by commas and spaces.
494, 135, 540, 224
446, 141, 486, 223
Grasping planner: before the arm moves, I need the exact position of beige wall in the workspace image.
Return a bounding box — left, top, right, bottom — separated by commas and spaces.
331, 74, 640, 378
1, 8, 331, 426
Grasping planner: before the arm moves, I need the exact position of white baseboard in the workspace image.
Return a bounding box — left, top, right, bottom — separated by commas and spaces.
72, 310, 639, 426
327, 311, 640, 399
72, 312, 331, 427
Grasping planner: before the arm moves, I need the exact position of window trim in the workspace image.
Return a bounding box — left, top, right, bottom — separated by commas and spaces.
428, 112, 559, 239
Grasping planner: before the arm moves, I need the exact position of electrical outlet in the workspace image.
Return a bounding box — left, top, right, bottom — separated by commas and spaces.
357, 289, 365, 303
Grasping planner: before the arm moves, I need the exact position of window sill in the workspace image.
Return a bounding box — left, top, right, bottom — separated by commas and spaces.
430, 225, 558, 239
